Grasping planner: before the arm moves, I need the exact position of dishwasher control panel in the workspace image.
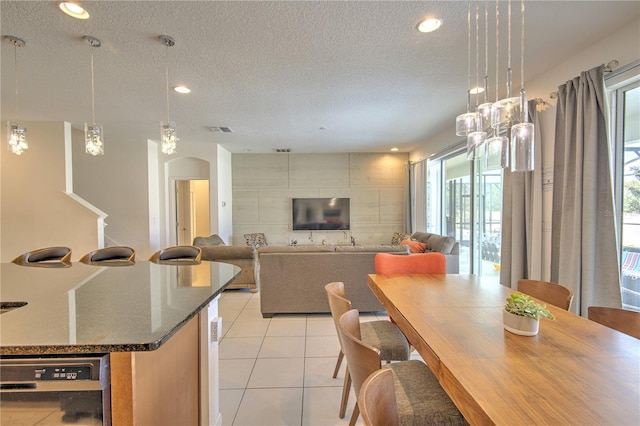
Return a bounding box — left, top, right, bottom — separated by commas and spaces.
34, 366, 92, 380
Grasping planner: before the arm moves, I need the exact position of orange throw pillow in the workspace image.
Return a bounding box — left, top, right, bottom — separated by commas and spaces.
400, 240, 427, 253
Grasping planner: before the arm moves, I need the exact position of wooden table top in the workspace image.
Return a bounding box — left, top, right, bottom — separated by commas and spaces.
368, 274, 640, 426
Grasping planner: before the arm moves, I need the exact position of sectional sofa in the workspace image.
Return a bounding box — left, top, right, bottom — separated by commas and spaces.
257, 245, 409, 317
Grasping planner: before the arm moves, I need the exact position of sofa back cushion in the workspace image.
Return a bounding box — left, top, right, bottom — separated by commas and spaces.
193, 234, 226, 246
411, 232, 456, 254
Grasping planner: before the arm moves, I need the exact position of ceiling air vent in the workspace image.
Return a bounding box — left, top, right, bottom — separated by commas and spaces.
275, 148, 291, 153
209, 126, 233, 133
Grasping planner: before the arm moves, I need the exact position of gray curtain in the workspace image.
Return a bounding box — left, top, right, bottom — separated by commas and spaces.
550, 65, 622, 316
403, 161, 412, 233
500, 99, 544, 289
413, 160, 427, 232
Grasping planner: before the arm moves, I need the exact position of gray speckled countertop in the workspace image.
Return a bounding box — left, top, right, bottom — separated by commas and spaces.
0, 261, 239, 355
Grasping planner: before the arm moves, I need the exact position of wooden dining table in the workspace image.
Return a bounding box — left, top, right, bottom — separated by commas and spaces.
367, 273, 640, 426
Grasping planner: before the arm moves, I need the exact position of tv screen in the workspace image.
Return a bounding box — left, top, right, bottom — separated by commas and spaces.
292, 198, 350, 231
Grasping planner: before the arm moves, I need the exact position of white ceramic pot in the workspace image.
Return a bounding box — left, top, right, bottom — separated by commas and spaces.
503, 310, 539, 336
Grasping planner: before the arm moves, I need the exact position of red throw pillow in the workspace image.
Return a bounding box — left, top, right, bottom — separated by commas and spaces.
400, 240, 427, 253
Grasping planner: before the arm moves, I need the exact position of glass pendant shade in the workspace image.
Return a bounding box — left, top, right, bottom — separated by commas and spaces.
485, 135, 510, 170
161, 121, 177, 155
491, 96, 522, 130
466, 130, 487, 160
7, 122, 28, 155
477, 102, 493, 131
456, 112, 478, 136
85, 123, 104, 156
510, 121, 534, 172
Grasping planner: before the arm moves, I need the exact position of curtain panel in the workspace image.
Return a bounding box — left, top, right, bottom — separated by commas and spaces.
550, 65, 622, 315
500, 100, 544, 289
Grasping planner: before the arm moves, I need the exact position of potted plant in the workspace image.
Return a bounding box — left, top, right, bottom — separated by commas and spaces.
503, 293, 555, 336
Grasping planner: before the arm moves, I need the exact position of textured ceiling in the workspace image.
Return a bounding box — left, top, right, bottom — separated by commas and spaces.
1, 1, 639, 154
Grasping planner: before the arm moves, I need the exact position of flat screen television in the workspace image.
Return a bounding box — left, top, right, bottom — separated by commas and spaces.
292, 198, 350, 231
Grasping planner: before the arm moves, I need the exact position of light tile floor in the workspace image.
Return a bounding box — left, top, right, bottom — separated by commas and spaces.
218, 289, 421, 426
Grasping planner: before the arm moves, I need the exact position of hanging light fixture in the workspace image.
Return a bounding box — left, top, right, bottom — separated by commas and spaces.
491, 0, 524, 133
159, 35, 177, 155
510, 0, 534, 172
83, 35, 103, 156
467, 1, 487, 160
4, 35, 28, 156
476, 2, 492, 132
485, 0, 510, 170
456, 2, 478, 138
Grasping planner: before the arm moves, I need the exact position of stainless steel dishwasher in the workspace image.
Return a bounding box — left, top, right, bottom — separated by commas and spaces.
0, 354, 110, 425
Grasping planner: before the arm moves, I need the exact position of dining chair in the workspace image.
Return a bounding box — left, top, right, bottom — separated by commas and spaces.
325, 282, 410, 419
80, 246, 136, 265
374, 252, 447, 274
149, 245, 202, 264
11, 246, 72, 267
338, 309, 465, 426
587, 306, 640, 339
517, 279, 574, 310
359, 368, 399, 426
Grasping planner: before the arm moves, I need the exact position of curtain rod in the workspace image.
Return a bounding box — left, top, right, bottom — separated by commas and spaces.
549, 60, 619, 99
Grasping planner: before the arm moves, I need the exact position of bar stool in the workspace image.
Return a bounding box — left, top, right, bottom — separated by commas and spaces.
12, 246, 72, 268
80, 246, 136, 266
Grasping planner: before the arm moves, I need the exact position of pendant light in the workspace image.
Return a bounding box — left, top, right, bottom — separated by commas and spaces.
4, 35, 28, 155
159, 35, 177, 155
467, 2, 487, 160
485, 0, 510, 170
510, 0, 534, 172
83, 35, 103, 156
456, 2, 478, 138
490, 0, 523, 132
476, 2, 492, 132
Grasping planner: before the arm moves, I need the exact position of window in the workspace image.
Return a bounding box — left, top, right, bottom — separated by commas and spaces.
427, 148, 503, 281
608, 60, 640, 311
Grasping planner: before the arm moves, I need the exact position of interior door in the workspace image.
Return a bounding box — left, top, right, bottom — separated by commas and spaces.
175, 180, 210, 246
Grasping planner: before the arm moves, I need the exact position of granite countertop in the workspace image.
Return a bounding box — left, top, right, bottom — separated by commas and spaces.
0, 261, 240, 355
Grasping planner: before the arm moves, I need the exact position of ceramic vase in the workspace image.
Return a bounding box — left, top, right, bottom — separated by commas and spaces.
503, 310, 539, 336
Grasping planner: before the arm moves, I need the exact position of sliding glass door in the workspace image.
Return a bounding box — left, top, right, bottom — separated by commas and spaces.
427, 148, 503, 281
609, 62, 640, 311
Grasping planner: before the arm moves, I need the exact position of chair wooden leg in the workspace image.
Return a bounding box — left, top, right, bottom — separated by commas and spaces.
348, 401, 359, 426
333, 349, 343, 378
339, 366, 351, 419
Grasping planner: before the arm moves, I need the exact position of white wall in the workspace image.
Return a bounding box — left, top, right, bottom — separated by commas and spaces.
217, 145, 233, 245
232, 152, 408, 246
410, 18, 640, 280
1, 121, 105, 262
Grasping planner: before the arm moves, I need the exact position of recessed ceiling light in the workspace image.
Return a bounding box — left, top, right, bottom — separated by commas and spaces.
390, 147, 399, 152
417, 17, 442, 33
469, 87, 485, 95
58, 2, 90, 19
173, 86, 191, 94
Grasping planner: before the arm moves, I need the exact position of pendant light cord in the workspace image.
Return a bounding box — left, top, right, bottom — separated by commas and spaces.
520, 0, 525, 91
484, 1, 488, 104
475, 1, 479, 108
495, 0, 499, 103
506, 0, 511, 98
90, 49, 96, 124
466, 1, 471, 113
14, 42, 19, 117
165, 45, 171, 123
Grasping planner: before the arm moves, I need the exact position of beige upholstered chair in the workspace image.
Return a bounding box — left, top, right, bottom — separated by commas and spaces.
338, 309, 465, 426
12, 246, 72, 268
149, 245, 202, 264
325, 282, 410, 419
588, 306, 640, 339
517, 279, 574, 311
80, 246, 135, 266
359, 368, 399, 426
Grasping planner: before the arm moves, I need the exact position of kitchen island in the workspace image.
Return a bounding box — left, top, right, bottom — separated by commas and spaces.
0, 260, 240, 425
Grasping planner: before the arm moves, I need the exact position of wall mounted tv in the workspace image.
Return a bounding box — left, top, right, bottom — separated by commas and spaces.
292, 198, 350, 231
